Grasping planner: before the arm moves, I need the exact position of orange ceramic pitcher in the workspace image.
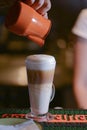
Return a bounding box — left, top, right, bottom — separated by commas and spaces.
5, 1, 51, 46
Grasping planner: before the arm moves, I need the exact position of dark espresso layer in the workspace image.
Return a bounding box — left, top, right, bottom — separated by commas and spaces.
27, 69, 55, 84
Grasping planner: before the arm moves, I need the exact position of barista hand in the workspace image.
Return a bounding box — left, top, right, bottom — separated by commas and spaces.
22, 0, 51, 18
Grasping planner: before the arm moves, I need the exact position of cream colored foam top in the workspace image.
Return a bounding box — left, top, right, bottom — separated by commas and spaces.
25, 54, 56, 70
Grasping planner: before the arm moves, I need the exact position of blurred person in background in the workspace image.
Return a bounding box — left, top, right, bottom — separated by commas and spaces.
51, 0, 87, 109
72, 9, 87, 109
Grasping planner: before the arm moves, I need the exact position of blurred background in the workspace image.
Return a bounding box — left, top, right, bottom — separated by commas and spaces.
0, 0, 85, 109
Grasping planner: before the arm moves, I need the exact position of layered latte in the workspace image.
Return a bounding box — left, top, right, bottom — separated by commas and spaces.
25, 54, 56, 116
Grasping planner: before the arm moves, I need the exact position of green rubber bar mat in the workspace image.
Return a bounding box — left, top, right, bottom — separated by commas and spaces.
0, 108, 87, 129
0, 108, 87, 114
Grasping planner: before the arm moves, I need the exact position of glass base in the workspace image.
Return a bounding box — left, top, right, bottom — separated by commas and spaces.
25, 112, 54, 122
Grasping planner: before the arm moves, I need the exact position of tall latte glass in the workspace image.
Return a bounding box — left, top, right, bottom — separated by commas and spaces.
25, 54, 56, 121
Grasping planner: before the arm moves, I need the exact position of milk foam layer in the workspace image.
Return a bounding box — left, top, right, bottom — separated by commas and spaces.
25, 54, 56, 70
